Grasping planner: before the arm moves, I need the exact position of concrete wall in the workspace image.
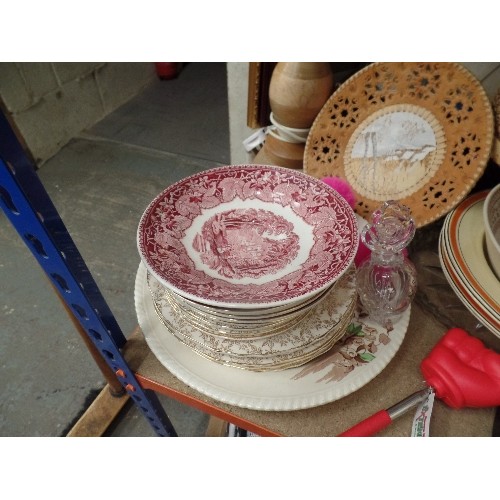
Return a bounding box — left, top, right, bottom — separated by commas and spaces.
227, 62, 500, 165
227, 62, 254, 166
0, 62, 156, 166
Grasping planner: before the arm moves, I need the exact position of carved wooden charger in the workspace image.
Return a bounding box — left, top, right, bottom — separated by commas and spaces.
304, 62, 494, 227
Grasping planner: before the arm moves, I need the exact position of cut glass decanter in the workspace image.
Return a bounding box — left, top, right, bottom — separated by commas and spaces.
356, 200, 418, 330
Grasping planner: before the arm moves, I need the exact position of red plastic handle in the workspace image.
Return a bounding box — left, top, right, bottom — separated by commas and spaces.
338, 410, 392, 437
421, 327, 500, 409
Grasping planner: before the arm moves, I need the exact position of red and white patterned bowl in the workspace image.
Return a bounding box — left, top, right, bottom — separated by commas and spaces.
137, 165, 359, 309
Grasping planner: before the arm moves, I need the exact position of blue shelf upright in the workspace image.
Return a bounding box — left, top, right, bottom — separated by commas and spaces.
0, 106, 177, 437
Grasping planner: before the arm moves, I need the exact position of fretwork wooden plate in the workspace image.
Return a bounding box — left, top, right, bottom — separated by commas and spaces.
304, 62, 494, 227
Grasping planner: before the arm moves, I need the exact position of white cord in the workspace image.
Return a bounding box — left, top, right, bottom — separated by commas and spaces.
242, 112, 311, 153
267, 112, 310, 144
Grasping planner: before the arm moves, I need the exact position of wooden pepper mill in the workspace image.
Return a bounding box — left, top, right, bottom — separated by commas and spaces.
254, 62, 334, 169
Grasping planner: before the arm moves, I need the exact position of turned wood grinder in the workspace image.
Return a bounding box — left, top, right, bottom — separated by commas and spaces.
254, 62, 334, 169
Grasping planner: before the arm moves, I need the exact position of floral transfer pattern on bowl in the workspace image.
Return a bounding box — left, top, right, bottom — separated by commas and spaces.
137, 165, 359, 308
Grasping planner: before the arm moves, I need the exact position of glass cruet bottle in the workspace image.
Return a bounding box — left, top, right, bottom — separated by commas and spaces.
356, 200, 418, 330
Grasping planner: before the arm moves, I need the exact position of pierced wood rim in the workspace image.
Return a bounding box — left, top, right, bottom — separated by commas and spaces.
304, 62, 494, 227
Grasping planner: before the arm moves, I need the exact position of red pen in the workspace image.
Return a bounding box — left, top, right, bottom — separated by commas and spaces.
338, 387, 432, 437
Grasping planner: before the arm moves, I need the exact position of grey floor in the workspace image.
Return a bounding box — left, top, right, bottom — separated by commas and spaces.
1, 62, 231, 437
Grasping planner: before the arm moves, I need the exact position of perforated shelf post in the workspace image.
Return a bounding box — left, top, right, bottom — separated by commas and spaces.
0, 108, 177, 437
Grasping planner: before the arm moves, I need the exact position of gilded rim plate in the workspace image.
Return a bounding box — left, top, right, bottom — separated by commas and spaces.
135, 262, 410, 410
147, 265, 356, 367
439, 190, 500, 337
304, 62, 494, 228
158, 275, 338, 323
137, 164, 358, 309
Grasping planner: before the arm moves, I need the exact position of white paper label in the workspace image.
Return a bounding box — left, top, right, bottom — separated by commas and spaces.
411, 388, 435, 437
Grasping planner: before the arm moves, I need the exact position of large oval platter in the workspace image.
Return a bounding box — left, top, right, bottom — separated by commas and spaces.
135, 262, 409, 411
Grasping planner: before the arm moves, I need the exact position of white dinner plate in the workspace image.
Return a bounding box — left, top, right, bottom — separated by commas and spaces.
135, 262, 410, 411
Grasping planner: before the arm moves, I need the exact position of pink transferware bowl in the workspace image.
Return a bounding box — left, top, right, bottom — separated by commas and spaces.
137, 164, 359, 309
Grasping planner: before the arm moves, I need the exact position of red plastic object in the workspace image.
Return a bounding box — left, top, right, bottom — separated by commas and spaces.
155, 63, 182, 80
420, 327, 500, 409
338, 327, 500, 436
338, 410, 392, 437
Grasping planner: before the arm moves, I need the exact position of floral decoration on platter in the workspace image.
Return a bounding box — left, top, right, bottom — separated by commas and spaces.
292, 304, 392, 383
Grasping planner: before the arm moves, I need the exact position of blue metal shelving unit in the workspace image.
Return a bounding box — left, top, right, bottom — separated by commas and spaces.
0, 107, 177, 437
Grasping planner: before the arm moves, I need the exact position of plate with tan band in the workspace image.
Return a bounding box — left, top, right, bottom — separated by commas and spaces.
304, 62, 494, 227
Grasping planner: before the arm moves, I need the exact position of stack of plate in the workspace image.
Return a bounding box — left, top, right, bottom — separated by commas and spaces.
439, 190, 500, 338
137, 165, 359, 371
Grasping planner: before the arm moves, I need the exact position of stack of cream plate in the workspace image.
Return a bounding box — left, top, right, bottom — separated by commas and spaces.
146, 264, 357, 371
137, 165, 360, 371
439, 190, 500, 338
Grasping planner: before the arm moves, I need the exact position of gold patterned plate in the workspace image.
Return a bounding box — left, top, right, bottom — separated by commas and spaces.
304, 62, 494, 228
159, 291, 314, 339
152, 303, 356, 372
158, 276, 338, 323
147, 264, 357, 370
